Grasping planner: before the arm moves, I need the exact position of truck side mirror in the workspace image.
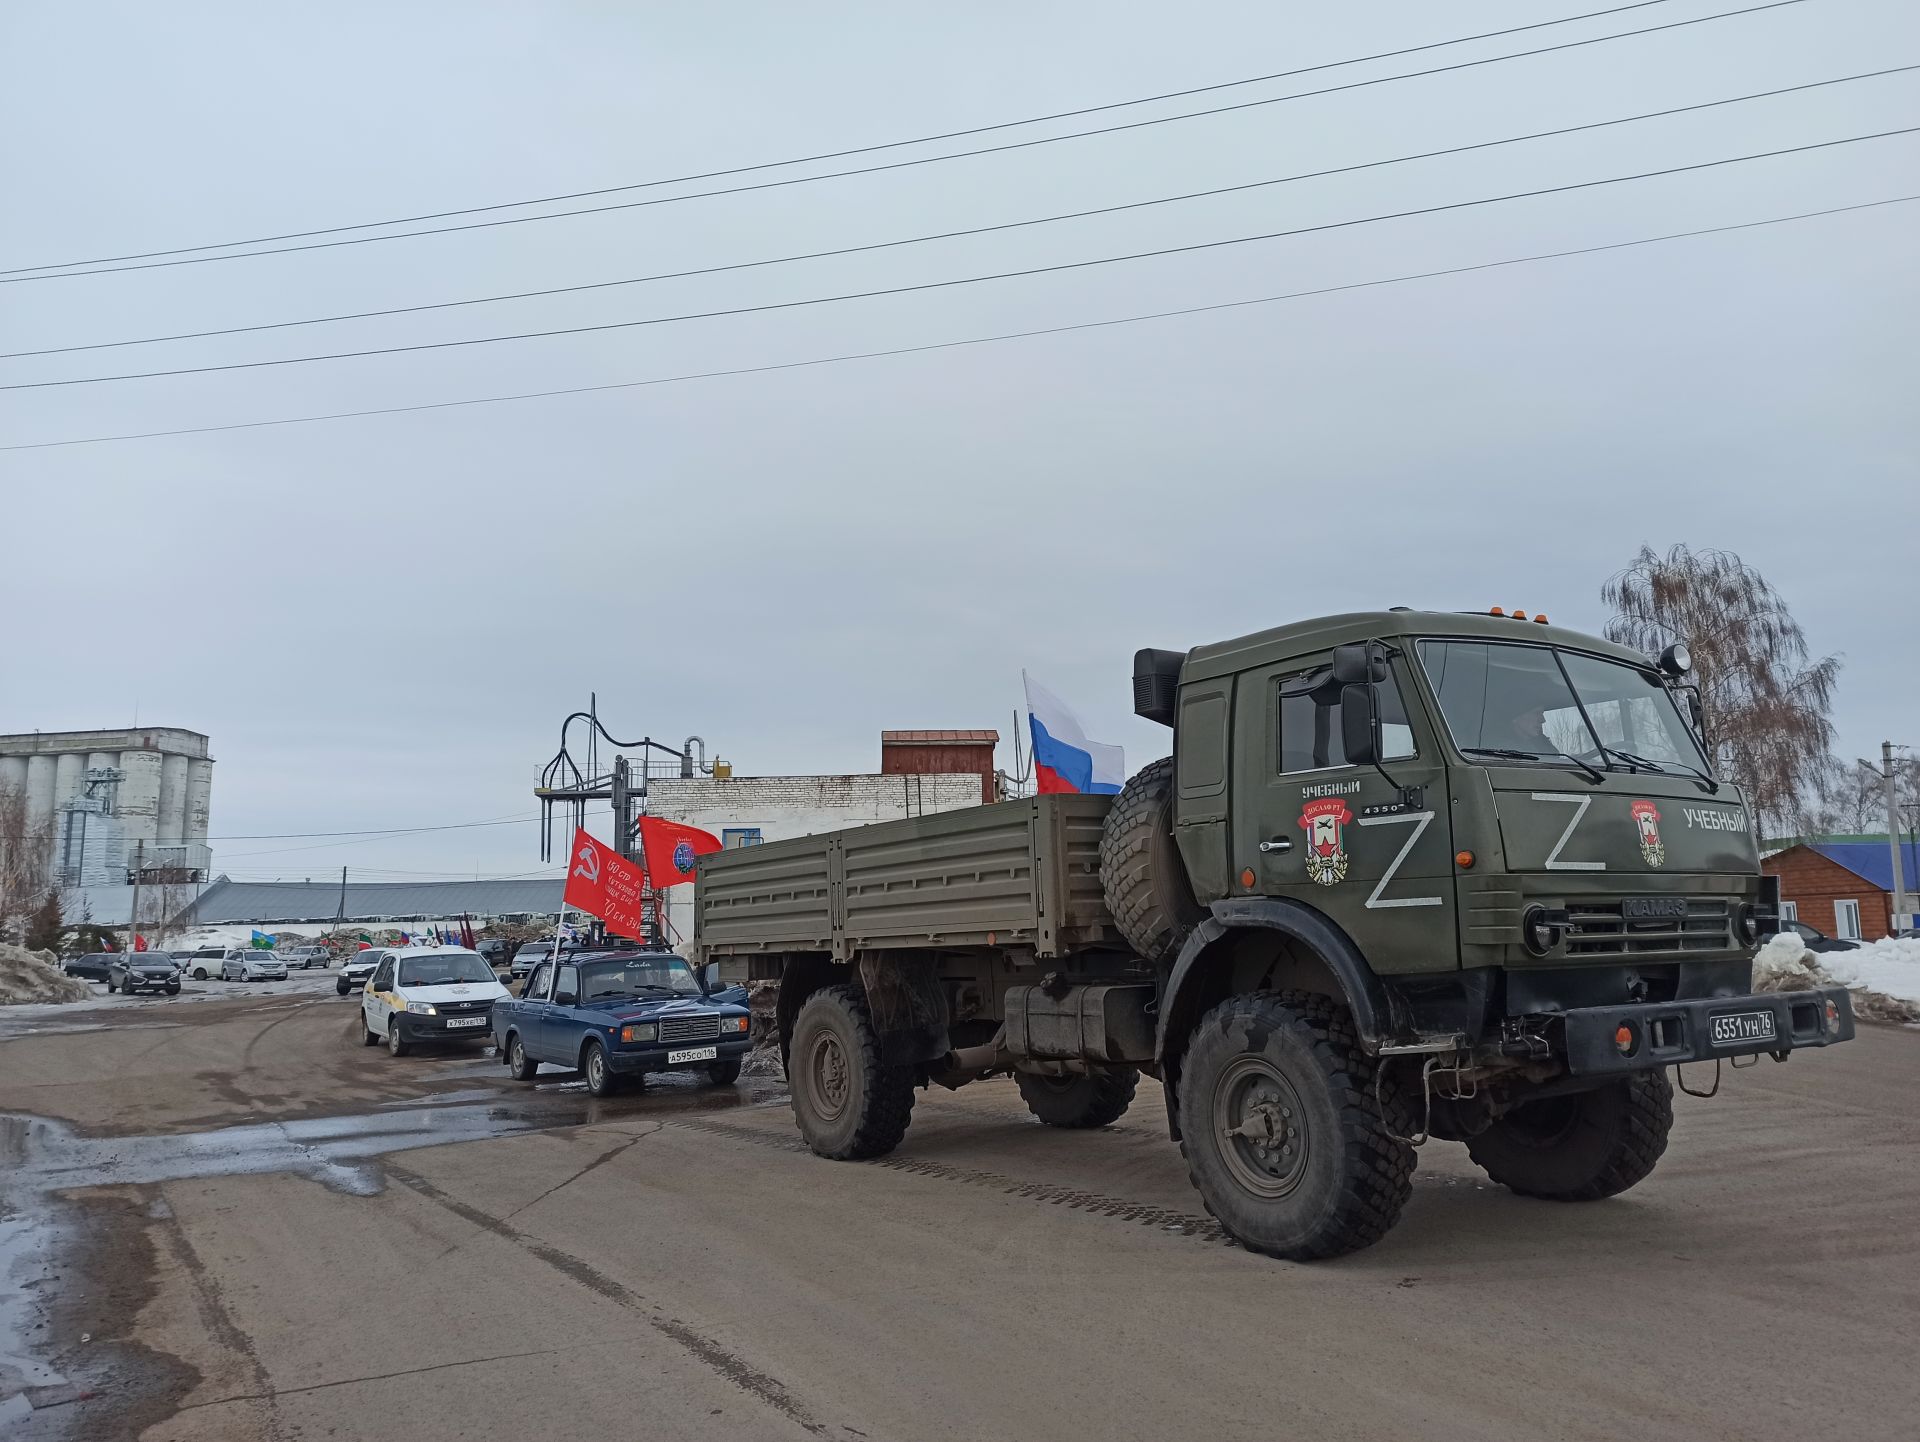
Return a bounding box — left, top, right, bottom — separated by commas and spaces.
1331, 644, 1371, 685
1341, 684, 1378, 766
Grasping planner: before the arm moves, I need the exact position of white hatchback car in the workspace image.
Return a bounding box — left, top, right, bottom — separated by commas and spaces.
220, 950, 288, 982
361, 947, 508, 1057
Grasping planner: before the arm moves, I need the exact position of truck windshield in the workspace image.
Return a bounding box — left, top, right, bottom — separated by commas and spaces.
578, 957, 701, 1001
1416, 640, 1705, 771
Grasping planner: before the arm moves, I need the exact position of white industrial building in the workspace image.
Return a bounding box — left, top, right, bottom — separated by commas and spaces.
0, 727, 214, 923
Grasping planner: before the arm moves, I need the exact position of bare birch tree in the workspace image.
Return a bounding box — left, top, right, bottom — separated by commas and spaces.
0, 781, 54, 941
1602, 545, 1838, 833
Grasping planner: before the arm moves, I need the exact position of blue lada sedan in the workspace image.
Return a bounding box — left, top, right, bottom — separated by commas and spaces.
492, 950, 751, 1096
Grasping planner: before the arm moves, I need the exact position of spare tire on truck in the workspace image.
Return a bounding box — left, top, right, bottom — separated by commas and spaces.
1098, 757, 1206, 962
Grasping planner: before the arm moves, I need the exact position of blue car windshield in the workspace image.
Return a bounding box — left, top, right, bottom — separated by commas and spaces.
578, 958, 701, 1001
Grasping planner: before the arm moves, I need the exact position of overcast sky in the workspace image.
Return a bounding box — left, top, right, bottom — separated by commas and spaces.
3, 0, 1915, 882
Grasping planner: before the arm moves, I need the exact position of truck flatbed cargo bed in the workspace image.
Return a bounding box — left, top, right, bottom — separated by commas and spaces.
692, 794, 1119, 963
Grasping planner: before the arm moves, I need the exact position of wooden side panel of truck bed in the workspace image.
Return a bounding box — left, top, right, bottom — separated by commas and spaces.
692, 795, 1120, 963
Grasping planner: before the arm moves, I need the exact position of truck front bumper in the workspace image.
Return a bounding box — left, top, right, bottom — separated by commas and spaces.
1560, 987, 1855, 1076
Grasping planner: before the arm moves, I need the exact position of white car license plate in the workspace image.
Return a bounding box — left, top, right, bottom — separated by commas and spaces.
445, 1016, 487, 1029
1709, 1009, 1777, 1047
668, 1045, 718, 1064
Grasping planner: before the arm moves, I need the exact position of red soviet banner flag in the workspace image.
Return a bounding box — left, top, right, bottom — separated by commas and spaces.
637, 816, 723, 888
562, 828, 648, 938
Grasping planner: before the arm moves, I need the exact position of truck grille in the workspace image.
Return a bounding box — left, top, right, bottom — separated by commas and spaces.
1565, 900, 1732, 957
658, 1014, 720, 1045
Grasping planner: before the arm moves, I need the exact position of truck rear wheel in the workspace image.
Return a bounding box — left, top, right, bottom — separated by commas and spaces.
1466, 1071, 1672, 1202
1178, 991, 1415, 1261
1099, 757, 1205, 962
1016, 1066, 1138, 1128
790, 985, 915, 1160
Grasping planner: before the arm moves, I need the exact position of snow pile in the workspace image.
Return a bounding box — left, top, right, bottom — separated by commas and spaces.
0, 945, 91, 1005
1820, 935, 1920, 1006
1752, 932, 1920, 1024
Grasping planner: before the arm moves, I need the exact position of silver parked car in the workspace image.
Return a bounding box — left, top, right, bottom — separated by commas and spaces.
221, 951, 289, 982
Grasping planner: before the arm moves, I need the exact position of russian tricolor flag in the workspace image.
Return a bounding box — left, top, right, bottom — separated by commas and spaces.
1023, 672, 1125, 796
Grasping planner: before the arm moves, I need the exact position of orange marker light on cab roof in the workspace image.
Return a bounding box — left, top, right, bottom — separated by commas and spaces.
1455, 850, 1475, 869
1489, 606, 1505, 616
1535, 613, 1550, 624
1513, 610, 1530, 621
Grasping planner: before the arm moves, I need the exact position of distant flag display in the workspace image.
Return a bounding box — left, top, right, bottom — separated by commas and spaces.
1023, 672, 1125, 796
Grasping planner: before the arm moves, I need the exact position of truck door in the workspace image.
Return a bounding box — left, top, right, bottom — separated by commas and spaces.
1229, 649, 1458, 970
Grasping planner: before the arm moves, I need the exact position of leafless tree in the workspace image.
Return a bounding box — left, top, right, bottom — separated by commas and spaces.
1603, 545, 1838, 833
0, 781, 54, 941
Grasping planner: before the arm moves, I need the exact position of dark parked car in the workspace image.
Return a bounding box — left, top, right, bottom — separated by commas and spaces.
509, 941, 574, 981
63, 952, 117, 981
109, 953, 182, 995
476, 938, 514, 970
1777, 919, 1862, 953
492, 951, 750, 1096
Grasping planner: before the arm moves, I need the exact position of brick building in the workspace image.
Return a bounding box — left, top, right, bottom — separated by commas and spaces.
1762, 837, 1920, 942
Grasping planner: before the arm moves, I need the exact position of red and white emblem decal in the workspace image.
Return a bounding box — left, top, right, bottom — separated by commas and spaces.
1631, 799, 1666, 868
1299, 798, 1353, 886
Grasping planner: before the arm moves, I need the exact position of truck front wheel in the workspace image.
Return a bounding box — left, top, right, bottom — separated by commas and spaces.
1016, 1066, 1138, 1128
1178, 991, 1415, 1261
790, 985, 915, 1160
1466, 1071, 1672, 1202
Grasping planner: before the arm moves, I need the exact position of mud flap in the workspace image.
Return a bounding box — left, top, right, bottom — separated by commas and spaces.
858, 954, 951, 1066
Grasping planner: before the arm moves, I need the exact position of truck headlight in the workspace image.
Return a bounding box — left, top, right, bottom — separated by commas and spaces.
404, 1001, 437, 1016
620, 1023, 658, 1044
719, 1016, 749, 1034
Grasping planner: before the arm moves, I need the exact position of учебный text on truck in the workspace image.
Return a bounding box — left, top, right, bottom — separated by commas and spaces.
691, 609, 1856, 1260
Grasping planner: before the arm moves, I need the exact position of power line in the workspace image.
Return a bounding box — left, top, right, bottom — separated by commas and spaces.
0, 0, 1809, 285
0, 813, 540, 846
9, 64, 1904, 362
5, 193, 1908, 454
6, 126, 1910, 393
0, 1, 1685, 276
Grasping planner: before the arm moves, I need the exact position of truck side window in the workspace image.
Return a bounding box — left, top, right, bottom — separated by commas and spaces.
1277, 668, 1417, 773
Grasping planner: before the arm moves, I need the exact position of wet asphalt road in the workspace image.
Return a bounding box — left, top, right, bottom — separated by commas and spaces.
1, 982, 1917, 1441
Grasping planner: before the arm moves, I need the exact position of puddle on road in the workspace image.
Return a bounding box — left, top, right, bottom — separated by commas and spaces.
2, 1074, 784, 1200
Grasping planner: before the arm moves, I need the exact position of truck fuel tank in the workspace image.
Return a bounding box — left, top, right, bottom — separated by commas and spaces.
1005, 983, 1156, 1064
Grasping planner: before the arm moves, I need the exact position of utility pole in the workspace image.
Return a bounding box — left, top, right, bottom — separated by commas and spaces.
127, 839, 144, 953
1884, 742, 1911, 935
335, 865, 347, 936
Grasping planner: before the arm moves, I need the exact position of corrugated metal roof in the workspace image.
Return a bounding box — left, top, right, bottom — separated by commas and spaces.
184, 877, 563, 924
1809, 841, 1920, 895
880, 730, 999, 743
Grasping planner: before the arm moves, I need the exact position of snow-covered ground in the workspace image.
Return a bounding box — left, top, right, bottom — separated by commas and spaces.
0, 968, 347, 1034
1819, 936, 1920, 1005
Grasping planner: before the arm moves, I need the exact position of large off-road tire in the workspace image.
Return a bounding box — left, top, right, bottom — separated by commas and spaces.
789, 984, 915, 1160
1099, 757, 1206, 962
1178, 991, 1415, 1261
1466, 1070, 1673, 1202
1016, 1066, 1139, 1128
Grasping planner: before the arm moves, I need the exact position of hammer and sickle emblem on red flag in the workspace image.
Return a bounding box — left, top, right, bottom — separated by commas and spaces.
573, 840, 601, 885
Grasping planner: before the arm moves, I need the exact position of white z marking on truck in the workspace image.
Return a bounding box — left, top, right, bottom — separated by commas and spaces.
1532, 792, 1604, 871
1356, 811, 1442, 909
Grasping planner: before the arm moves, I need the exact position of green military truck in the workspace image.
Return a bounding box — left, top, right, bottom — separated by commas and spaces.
691, 609, 1856, 1260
